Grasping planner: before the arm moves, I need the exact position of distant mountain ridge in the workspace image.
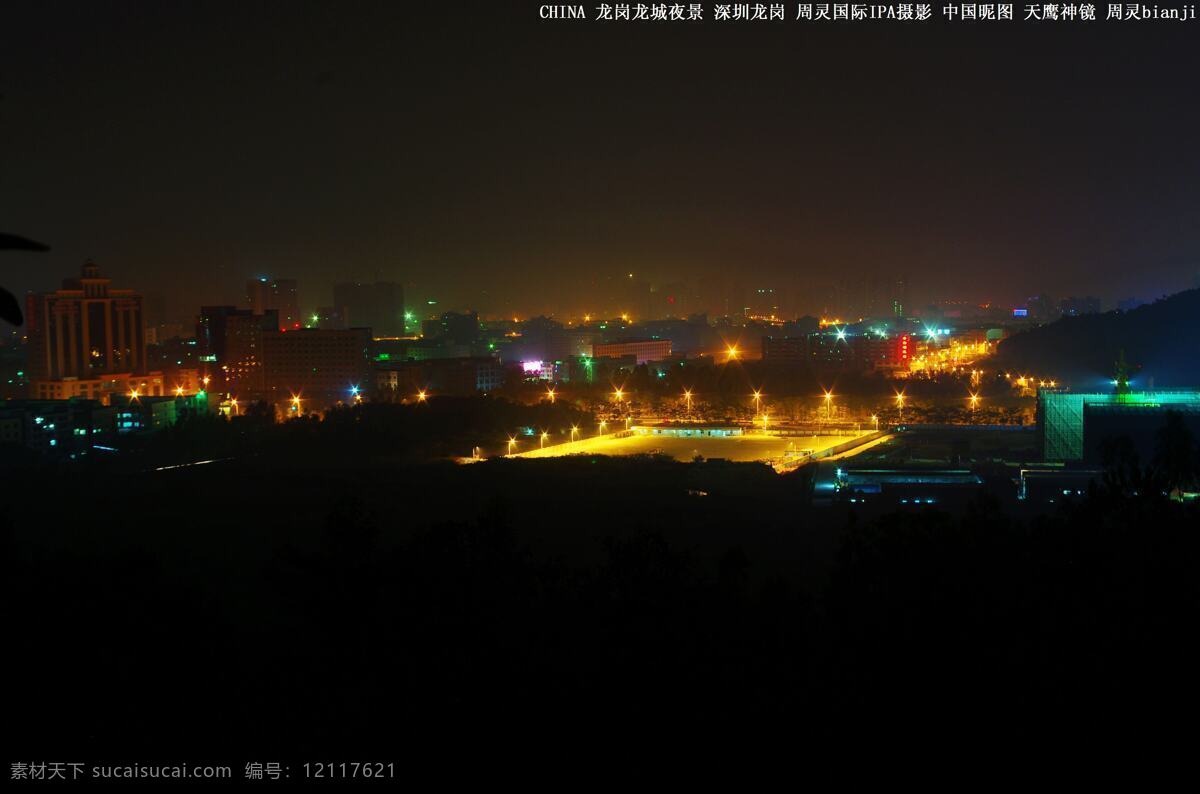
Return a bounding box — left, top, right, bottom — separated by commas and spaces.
993, 288, 1200, 389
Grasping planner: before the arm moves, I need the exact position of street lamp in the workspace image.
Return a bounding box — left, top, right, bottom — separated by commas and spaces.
895, 392, 905, 422
291, 394, 302, 413
416, 389, 427, 403
507, 436, 517, 455
540, 431, 549, 448
570, 425, 579, 441
230, 397, 239, 416
175, 386, 184, 397
683, 389, 693, 413
969, 392, 980, 414
726, 345, 740, 361
871, 413, 879, 431
613, 388, 624, 404
752, 389, 762, 414
546, 388, 556, 404
625, 415, 632, 430
599, 420, 607, 434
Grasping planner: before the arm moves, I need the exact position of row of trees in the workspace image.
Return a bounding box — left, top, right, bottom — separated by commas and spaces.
6, 449, 1199, 757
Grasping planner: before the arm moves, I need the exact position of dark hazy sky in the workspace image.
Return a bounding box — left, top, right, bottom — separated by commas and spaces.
3, 1, 1199, 321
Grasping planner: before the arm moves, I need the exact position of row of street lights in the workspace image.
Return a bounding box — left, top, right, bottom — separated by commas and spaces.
506, 415, 631, 456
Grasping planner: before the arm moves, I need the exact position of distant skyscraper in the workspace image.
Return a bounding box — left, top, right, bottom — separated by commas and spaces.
26, 261, 147, 399
246, 278, 300, 331
422, 311, 480, 345
332, 281, 404, 337
893, 275, 910, 318
1026, 294, 1058, 322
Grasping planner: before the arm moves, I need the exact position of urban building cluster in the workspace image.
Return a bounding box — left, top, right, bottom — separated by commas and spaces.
0, 260, 1149, 462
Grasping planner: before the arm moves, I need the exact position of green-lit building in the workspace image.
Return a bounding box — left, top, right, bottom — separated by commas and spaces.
1037, 389, 1200, 462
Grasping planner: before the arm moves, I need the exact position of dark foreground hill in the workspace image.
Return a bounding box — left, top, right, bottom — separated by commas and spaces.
994, 288, 1200, 389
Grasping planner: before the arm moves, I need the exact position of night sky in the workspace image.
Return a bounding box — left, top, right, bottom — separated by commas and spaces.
2, 1, 1199, 321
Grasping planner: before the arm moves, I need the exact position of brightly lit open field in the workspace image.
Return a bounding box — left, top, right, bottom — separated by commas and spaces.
514, 430, 866, 463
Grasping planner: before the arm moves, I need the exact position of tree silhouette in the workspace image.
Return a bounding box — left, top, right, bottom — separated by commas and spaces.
1154, 410, 1198, 495
0, 233, 49, 325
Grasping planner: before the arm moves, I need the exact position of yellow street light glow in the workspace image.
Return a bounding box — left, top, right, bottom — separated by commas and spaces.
726, 345, 740, 361
613, 388, 624, 402
129, 389, 140, 400
507, 436, 517, 454
416, 390, 427, 402
175, 386, 184, 396
546, 388, 556, 403
683, 389, 692, 411
752, 389, 762, 412
540, 431, 548, 448
599, 420, 607, 433
570, 424, 580, 440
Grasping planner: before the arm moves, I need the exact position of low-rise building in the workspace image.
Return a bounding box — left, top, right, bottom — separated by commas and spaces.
374, 357, 505, 397
592, 338, 672, 365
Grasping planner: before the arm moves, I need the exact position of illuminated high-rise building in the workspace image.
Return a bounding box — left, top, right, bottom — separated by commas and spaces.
26, 261, 147, 400
246, 277, 300, 331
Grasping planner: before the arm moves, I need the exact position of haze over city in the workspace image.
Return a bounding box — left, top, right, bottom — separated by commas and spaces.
4, 2, 1200, 320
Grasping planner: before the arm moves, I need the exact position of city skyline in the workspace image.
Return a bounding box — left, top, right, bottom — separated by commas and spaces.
3, 255, 1176, 332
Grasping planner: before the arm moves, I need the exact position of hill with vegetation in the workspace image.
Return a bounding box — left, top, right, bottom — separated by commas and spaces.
994, 288, 1200, 389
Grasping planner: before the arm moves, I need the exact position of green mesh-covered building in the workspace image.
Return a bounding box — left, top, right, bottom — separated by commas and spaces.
1037, 389, 1200, 462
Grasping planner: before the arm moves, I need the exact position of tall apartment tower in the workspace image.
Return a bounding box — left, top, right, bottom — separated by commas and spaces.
246, 277, 300, 331
332, 281, 404, 338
